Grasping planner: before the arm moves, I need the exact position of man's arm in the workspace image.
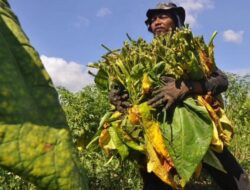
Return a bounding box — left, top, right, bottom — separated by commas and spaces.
109, 68, 228, 111
188, 68, 228, 96
148, 68, 228, 109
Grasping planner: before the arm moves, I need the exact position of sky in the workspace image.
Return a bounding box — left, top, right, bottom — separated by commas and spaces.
7, 0, 250, 92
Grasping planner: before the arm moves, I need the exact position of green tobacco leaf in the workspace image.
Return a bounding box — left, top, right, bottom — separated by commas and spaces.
130, 63, 144, 80
152, 61, 165, 76
0, 1, 88, 189
161, 98, 213, 184
108, 126, 129, 160
94, 69, 109, 90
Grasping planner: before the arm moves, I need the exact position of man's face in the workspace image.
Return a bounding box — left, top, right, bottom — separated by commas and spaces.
149, 13, 176, 36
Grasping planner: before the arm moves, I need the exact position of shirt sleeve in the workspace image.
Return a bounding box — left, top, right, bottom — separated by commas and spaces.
202, 67, 228, 95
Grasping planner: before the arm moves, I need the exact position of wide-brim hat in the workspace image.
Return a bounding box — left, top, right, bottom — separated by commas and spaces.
145, 2, 185, 26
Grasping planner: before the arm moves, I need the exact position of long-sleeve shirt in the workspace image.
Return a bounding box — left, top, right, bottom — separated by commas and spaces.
202, 67, 228, 95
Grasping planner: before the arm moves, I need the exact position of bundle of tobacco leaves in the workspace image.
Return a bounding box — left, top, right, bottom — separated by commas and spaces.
89, 26, 233, 188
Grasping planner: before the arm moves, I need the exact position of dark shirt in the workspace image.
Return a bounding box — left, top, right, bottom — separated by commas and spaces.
202, 67, 228, 95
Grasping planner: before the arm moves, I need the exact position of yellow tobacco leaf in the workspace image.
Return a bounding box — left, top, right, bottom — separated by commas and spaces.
197, 96, 234, 152
145, 136, 177, 188
197, 96, 220, 126
99, 129, 110, 149
144, 121, 173, 163
142, 73, 152, 94
128, 105, 141, 125
197, 96, 223, 152
218, 109, 234, 145
197, 49, 211, 75
210, 121, 224, 152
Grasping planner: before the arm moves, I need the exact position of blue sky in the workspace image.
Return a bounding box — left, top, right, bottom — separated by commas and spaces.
8, 0, 250, 92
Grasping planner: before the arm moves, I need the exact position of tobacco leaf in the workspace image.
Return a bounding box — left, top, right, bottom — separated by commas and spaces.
0, 1, 88, 189
161, 98, 213, 184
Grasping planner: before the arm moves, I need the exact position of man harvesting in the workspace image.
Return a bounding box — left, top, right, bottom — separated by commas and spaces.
109, 2, 249, 190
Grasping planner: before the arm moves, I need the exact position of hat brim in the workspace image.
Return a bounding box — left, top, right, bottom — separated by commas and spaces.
145, 7, 185, 25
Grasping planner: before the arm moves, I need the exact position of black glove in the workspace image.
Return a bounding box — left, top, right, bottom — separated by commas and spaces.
148, 76, 191, 110
109, 86, 131, 113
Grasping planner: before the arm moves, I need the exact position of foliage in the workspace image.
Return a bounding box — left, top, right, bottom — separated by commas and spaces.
0, 74, 249, 189
224, 73, 250, 127
0, 0, 88, 189
54, 86, 142, 189
0, 85, 143, 190
57, 85, 110, 147
80, 150, 142, 190
57, 85, 143, 189
224, 73, 250, 171
0, 0, 248, 189
0, 168, 36, 190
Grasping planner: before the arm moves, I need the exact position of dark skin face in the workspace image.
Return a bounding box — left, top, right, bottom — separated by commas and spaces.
149, 13, 176, 36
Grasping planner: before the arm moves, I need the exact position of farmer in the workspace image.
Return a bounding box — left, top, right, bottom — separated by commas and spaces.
109, 2, 249, 190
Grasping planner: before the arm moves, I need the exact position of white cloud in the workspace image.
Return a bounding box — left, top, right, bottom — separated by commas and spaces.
40, 55, 95, 92
74, 16, 90, 28
223, 30, 244, 44
96, 8, 112, 17
175, 0, 214, 26
177, 0, 213, 12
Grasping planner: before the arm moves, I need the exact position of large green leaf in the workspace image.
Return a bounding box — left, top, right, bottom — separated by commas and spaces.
161, 98, 213, 184
0, 1, 88, 189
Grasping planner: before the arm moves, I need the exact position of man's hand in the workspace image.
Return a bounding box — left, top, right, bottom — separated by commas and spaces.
148, 76, 190, 110
109, 87, 131, 113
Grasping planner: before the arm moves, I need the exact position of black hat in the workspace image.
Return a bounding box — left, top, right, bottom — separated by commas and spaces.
145, 2, 185, 27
